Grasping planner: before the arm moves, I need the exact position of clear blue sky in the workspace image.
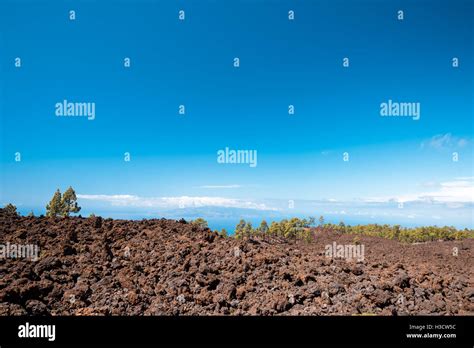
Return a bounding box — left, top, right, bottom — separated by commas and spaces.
0, 0, 473, 229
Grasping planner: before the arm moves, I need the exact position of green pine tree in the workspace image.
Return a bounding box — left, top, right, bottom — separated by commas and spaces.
269, 221, 282, 236
243, 222, 253, 237
61, 186, 81, 217
234, 219, 246, 239
258, 220, 269, 234
3, 203, 18, 216
191, 218, 208, 229
46, 189, 64, 217
319, 215, 325, 226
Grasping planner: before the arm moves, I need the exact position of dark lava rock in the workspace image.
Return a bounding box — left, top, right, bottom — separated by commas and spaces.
0, 208, 472, 316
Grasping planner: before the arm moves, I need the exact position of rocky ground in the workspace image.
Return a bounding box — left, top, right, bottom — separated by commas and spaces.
0, 209, 472, 316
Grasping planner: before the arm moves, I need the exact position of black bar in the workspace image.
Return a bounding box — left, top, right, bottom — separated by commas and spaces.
0, 316, 472, 346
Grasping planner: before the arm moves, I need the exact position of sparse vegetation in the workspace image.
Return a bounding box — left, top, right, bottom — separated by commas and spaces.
46, 187, 81, 217
235, 217, 316, 242
219, 228, 228, 237
319, 215, 325, 226
46, 189, 64, 217
191, 218, 208, 229
234, 219, 247, 239
243, 222, 253, 237
61, 186, 81, 217
337, 223, 473, 243
3, 203, 18, 216
232, 217, 473, 243
257, 220, 269, 235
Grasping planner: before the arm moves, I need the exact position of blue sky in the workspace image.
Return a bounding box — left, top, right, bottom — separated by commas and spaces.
1, 0, 473, 230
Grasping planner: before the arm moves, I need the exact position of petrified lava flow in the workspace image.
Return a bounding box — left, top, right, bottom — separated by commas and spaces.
0, 209, 472, 316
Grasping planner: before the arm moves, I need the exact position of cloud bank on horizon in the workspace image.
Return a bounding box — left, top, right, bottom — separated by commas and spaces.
77, 194, 277, 211
74, 177, 473, 228
78, 176, 474, 209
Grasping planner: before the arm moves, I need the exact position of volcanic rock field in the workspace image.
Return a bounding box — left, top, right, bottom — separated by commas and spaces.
0, 209, 472, 316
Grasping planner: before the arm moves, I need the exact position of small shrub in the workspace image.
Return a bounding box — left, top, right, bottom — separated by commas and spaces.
191, 218, 208, 229
3, 203, 18, 216
220, 228, 228, 237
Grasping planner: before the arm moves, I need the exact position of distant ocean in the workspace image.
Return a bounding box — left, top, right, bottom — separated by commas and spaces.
15, 205, 465, 235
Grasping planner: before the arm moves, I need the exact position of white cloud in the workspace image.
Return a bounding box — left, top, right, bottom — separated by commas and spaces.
421, 133, 470, 150
77, 194, 276, 211
455, 176, 474, 180
362, 178, 474, 205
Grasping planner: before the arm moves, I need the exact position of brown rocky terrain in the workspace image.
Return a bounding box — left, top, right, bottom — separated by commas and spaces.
0, 208, 472, 316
